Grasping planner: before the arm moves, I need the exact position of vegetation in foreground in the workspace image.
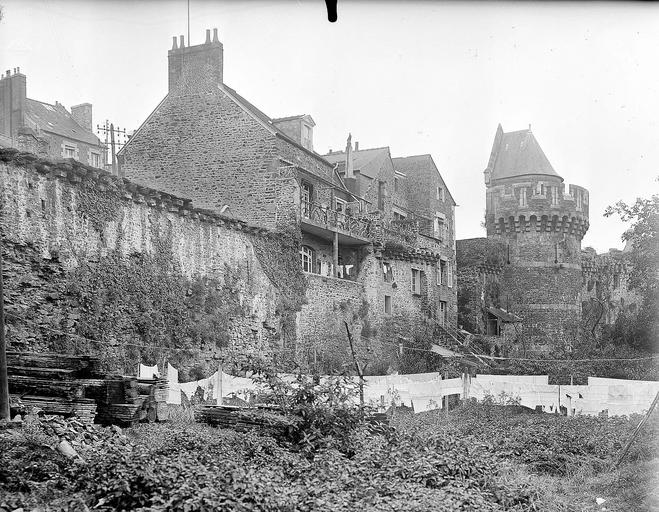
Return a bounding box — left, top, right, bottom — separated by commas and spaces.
1, 379, 658, 512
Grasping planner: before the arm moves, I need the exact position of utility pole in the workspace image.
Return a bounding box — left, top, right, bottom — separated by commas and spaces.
96, 121, 127, 177
110, 123, 116, 174
0, 227, 9, 420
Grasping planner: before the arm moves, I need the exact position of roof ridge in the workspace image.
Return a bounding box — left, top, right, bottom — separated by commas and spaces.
324, 145, 390, 156
392, 153, 432, 160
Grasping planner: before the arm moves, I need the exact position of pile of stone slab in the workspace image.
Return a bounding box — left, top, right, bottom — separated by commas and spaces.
7, 351, 169, 426
194, 404, 299, 437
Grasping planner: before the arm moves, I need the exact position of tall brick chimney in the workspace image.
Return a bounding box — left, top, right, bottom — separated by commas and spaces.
71, 102, 93, 132
168, 28, 223, 93
0, 68, 27, 139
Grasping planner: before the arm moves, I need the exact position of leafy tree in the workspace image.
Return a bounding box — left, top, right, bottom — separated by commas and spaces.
604, 185, 659, 352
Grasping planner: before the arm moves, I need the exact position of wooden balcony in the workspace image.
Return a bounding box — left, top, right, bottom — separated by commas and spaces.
300, 199, 372, 246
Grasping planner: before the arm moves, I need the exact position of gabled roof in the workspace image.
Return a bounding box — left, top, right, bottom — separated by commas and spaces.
120, 83, 333, 172
24, 99, 100, 146
323, 146, 391, 179
392, 154, 457, 206
272, 114, 315, 126
220, 84, 335, 169
486, 124, 561, 182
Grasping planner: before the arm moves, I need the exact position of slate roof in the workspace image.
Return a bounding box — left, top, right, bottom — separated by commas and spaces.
392, 154, 457, 206
24, 99, 100, 146
487, 125, 561, 181
221, 85, 332, 168
487, 306, 522, 323
323, 146, 391, 179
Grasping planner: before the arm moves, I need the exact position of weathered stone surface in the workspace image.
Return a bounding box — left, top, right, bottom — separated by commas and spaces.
0, 151, 282, 374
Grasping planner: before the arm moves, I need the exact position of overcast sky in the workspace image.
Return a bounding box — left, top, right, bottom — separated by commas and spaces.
1, 0, 657, 252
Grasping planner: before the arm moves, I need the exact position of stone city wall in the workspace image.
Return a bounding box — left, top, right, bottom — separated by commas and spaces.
0, 149, 284, 377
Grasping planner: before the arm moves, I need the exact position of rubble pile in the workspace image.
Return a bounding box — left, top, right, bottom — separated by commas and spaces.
2, 410, 132, 461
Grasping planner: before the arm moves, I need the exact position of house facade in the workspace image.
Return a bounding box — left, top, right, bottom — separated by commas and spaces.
0, 68, 105, 168
118, 29, 458, 369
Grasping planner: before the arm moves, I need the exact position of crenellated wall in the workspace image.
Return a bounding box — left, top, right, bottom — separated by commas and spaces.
479, 173, 591, 352
486, 176, 589, 240
0, 148, 285, 376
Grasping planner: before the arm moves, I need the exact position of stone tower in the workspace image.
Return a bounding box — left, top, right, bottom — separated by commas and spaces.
484, 124, 589, 352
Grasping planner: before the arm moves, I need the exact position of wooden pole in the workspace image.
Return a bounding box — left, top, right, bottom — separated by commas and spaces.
110, 123, 117, 176
333, 230, 339, 277
444, 370, 449, 418
611, 391, 659, 470
344, 321, 364, 408
0, 228, 8, 420
216, 361, 223, 406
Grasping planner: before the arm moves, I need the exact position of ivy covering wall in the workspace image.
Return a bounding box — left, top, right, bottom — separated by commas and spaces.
1, 150, 286, 378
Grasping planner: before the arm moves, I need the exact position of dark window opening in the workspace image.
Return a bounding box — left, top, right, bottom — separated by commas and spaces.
384, 295, 392, 314
383, 262, 393, 282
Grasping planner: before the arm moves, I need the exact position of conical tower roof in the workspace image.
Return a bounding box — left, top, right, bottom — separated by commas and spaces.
486, 124, 562, 182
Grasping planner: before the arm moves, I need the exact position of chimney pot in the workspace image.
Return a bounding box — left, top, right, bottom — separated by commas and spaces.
16, 67, 20, 74
172, 36, 178, 50
168, 29, 223, 92
205, 29, 211, 44
355, 141, 359, 151
213, 28, 219, 43
5, 70, 10, 77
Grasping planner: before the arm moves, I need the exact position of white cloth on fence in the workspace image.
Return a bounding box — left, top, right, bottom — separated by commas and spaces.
162, 366, 658, 417
138, 363, 159, 379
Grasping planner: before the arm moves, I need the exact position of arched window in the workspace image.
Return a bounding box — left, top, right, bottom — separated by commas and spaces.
300, 245, 315, 273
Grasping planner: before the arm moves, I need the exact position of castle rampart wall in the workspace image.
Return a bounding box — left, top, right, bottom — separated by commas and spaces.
0, 149, 283, 376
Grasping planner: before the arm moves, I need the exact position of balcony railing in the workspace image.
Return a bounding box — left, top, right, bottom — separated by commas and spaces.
304, 264, 357, 281
301, 199, 372, 239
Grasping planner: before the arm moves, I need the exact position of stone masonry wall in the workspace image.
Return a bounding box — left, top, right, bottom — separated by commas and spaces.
120, 88, 285, 229
296, 273, 367, 370
581, 248, 641, 329
0, 149, 283, 376
456, 237, 507, 334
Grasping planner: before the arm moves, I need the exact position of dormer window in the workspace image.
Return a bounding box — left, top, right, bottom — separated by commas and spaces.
302, 124, 312, 150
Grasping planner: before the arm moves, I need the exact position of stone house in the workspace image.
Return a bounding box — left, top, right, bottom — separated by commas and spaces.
0, 68, 105, 168
118, 29, 458, 367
